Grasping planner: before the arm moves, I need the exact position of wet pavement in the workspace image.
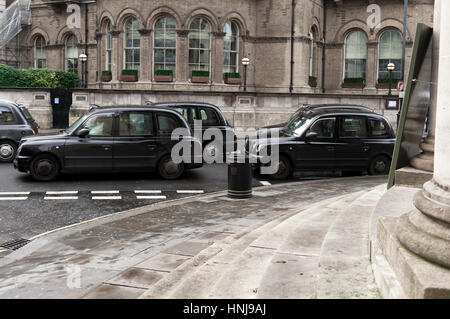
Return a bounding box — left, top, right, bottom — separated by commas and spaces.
0, 175, 386, 299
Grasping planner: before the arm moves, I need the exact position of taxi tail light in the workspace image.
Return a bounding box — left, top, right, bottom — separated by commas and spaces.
31, 129, 36, 135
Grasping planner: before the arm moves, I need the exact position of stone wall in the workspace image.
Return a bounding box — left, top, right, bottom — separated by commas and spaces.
0, 88, 398, 133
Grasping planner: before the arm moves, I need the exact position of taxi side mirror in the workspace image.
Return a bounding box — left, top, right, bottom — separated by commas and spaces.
78, 128, 90, 138
305, 131, 318, 140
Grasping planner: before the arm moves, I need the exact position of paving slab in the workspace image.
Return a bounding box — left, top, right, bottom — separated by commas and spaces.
82, 283, 145, 299
105, 268, 165, 289
135, 253, 192, 272
162, 241, 213, 257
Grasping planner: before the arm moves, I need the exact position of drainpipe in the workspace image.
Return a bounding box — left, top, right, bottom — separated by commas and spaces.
289, 0, 296, 93
401, 0, 408, 81
321, 0, 327, 93
84, 3, 89, 88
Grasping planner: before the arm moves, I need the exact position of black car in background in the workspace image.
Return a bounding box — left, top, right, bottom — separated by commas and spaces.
257, 104, 375, 136
14, 105, 203, 181
0, 100, 40, 163
148, 102, 235, 157
252, 107, 395, 179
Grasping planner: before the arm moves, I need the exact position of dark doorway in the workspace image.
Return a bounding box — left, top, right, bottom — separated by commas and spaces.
50, 89, 72, 129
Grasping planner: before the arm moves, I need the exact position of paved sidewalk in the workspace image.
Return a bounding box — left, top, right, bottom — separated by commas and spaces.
0, 176, 386, 299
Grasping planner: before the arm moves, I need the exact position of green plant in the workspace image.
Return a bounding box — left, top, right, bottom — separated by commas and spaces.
343, 77, 365, 84
102, 70, 112, 76
377, 78, 400, 84
122, 69, 138, 76
309, 76, 317, 82
155, 69, 173, 76
0, 64, 78, 89
224, 72, 240, 79
192, 70, 210, 77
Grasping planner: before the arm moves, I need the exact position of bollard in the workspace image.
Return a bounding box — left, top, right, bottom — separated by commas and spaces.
227, 151, 253, 199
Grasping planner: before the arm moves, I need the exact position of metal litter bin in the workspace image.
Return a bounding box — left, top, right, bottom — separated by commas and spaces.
227, 152, 254, 199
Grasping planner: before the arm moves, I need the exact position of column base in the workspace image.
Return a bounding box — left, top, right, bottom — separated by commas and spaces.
378, 216, 450, 298
410, 137, 435, 172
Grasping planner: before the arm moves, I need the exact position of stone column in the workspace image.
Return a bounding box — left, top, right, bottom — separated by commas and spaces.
212, 31, 226, 84
138, 29, 151, 82
176, 30, 189, 82
366, 42, 377, 89
395, 0, 450, 294
111, 30, 121, 82
410, 0, 440, 172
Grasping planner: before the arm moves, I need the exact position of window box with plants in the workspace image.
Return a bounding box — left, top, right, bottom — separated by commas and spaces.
120, 69, 138, 82
191, 70, 210, 83
376, 78, 400, 90
154, 69, 173, 82
101, 70, 112, 82
342, 78, 366, 89
224, 72, 241, 85
308, 76, 317, 87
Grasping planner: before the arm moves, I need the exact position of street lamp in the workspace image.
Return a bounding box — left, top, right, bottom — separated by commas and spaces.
387, 62, 395, 96
242, 57, 250, 92
79, 53, 88, 88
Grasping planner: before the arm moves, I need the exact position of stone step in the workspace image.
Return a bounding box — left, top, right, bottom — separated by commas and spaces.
315, 186, 385, 299
138, 209, 296, 299
207, 193, 365, 299
165, 195, 352, 299
139, 187, 386, 299
254, 192, 367, 299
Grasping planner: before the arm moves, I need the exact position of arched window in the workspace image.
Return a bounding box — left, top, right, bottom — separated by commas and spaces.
105, 20, 113, 71
154, 16, 176, 77
189, 17, 211, 74
223, 21, 239, 73
65, 34, 78, 73
344, 30, 367, 80
123, 17, 140, 70
378, 29, 402, 80
34, 35, 46, 68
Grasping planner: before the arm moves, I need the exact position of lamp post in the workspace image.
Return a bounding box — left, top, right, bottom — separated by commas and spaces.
242, 57, 250, 92
79, 53, 88, 88
387, 62, 395, 96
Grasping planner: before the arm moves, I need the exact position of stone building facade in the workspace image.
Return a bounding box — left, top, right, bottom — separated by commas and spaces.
0, 0, 436, 129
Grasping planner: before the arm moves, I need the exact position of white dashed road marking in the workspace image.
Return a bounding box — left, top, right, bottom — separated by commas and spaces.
177, 190, 205, 194
91, 191, 120, 194
0, 190, 206, 201
134, 190, 162, 194
136, 196, 167, 200
46, 191, 79, 195
0, 197, 28, 201
92, 196, 122, 200
260, 181, 272, 186
0, 192, 30, 195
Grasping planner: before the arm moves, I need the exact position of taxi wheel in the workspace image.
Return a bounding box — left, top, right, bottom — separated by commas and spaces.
158, 155, 185, 180
368, 155, 391, 175
270, 155, 293, 180
0, 141, 17, 163
30, 154, 60, 181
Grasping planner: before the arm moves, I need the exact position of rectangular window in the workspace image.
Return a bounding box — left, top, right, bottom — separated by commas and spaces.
339, 117, 368, 139
0, 107, 16, 124
119, 112, 153, 136
368, 119, 390, 138
83, 115, 114, 137
309, 118, 336, 139
198, 107, 220, 126
157, 113, 180, 135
